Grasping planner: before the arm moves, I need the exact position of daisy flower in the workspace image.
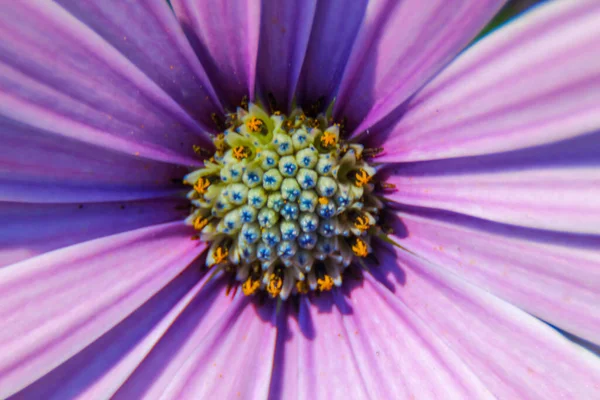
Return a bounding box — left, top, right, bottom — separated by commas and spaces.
1, 0, 599, 398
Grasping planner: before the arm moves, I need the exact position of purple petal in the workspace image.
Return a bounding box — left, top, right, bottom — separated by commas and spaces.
0, 116, 187, 203
333, 0, 505, 135
382, 132, 600, 234
0, 222, 205, 398
271, 290, 492, 399
115, 291, 276, 399
382, 209, 600, 347
12, 261, 207, 399
171, 0, 261, 108
256, 0, 318, 112
295, 0, 368, 110
369, 243, 600, 398
375, 0, 600, 162
54, 0, 223, 126
269, 295, 370, 399
0, 198, 188, 267
0, 2, 218, 165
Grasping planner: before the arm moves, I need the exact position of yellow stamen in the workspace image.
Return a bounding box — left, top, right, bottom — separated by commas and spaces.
242, 278, 260, 296
192, 145, 202, 154
352, 238, 369, 257
246, 117, 264, 133
320, 131, 337, 147
194, 177, 211, 194
318, 196, 329, 205
232, 146, 249, 160
354, 169, 371, 187
193, 216, 209, 231
274, 111, 282, 116
211, 246, 228, 266
267, 273, 283, 297
296, 280, 309, 294
354, 216, 371, 232
317, 275, 334, 291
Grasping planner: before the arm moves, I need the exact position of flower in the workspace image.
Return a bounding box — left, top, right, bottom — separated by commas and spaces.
1, 0, 600, 398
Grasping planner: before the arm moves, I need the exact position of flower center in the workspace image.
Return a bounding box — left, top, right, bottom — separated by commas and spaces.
184, 103, 384, 300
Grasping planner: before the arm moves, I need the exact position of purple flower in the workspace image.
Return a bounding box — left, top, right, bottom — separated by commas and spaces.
1, 0, 600, 398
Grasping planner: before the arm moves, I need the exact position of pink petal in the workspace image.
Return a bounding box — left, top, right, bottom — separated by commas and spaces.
382, 132, 600, 234
0, 198, 188, 267
369, 243, 600, 398
256, 0, 318, 112
0, 222, 205, 398
381, 209, 600, 347
171, 0, 260, 108
333, 0, 505, 135
0, 116, 187, 203
12, 261, 208, 399
0, 2, 218, 165
271, 289, 493, 399
114, 290, 276, 399
376, 0, 600, 162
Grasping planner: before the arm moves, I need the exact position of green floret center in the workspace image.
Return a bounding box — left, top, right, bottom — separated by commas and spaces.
184, 103, 382, 300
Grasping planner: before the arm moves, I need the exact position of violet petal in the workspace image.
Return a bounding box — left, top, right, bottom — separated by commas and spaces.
0, 116, 188, 203
256, 0, 318, 112
0, 222, 205, 398
382, 131, 600, 234
333, 0, 505, 135
171, 0, 261, 109
114, 291, 276, 399
12, 261, 207, 399
0, 198, 188, 267
375, 0, 600, 162
369, 243, 600, 398
0, 2, 215, 165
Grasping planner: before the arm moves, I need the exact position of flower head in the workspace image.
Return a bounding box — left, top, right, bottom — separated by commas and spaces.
2, 0, 600, 399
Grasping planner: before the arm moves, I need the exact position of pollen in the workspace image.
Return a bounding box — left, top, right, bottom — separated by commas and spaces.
242, 278, 260, 296
232, 146, 249, 160
267, 274, 283, 297
193, 216, 209, 231
296, 280, 309, 294
354, 169, 372, 187
320, 131, 337, 147
352, 238, 369, 257
354, 216, 371, 231
317, 275, 334, 291
194, 177, 211, 194
211, 246, 229, 266
183, 102, 383, 299
246, 117, 264, 133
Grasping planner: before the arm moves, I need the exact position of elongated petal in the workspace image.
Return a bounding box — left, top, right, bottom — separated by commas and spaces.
0, 1, 218, 165
12, 262, 207, 400
0, 222, 204, 398
256, 0, 317, 112
333, 0, 505, 135
115, 291, 276, 399
369, 243, 600, 398
0, 198, 187, 267
383, 131, 600, 234
171, 0, 261, 108
0, 115, 187, 203
382, 209, 600, 346
54, 0, 223, 126
268, 295, 370, 399
376, 0, 600, 162
270, 290, 493, 399
295, 0, 368, 110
